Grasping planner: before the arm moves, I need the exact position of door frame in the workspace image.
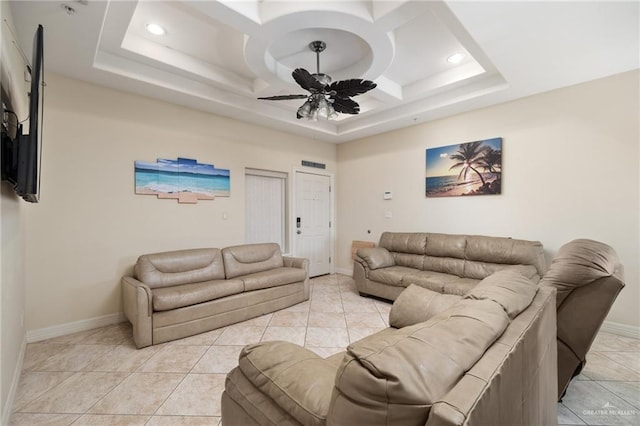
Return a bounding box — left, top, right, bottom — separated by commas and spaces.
290, 167, 335, 275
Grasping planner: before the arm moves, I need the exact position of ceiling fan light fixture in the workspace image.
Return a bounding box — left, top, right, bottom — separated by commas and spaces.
297, 99, 313, 119
258, 40, 376, 120
315, 97, 336, 120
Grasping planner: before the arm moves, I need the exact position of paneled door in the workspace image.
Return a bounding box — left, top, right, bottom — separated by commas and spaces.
294, 171, 331, 277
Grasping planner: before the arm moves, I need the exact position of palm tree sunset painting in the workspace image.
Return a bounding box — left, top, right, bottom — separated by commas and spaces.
426, 137, 502, 197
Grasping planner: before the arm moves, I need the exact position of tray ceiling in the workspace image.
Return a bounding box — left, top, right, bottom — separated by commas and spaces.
8, 1, 639, 143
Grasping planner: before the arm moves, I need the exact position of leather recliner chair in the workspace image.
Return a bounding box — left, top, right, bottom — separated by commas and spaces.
539, 239, 625, 400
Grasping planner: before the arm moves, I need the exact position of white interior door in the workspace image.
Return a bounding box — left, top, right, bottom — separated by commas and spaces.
294, 171, 331, 277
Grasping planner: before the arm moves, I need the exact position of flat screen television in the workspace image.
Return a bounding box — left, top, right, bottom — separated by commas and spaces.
1, 24, 44, 203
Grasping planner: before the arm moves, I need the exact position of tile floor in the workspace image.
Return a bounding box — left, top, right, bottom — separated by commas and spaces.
9, 274, 640, 426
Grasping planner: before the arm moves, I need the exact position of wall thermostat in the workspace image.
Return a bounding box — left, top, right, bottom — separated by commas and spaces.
383, 191, 392, 200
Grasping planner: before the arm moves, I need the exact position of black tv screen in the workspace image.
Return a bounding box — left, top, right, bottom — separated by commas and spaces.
15, 24, 44, 203
2, 25, 44, 203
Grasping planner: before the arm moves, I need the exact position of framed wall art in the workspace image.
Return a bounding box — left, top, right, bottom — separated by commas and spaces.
135, 157, 230, 204
425, 137, 502, 197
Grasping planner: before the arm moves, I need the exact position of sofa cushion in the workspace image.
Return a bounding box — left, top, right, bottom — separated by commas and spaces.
328, 298, 510, 425
402, 270, 459, 293
223, 243, 284, 279
241, 267, 307, 292
135, 248, 225, 289
239, 341, 337, 426
464, 260, 539, 281
423, 255, 465, 277
152, 279, 244, 311
443, 277, 480, 296
389, 284, 461, 328
368, 266, 417, 287
393, 253, 425, 270
464, 269, 537, 319
357, 247, 395, 270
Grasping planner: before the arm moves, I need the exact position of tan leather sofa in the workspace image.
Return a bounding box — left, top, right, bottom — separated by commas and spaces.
122, 243, 309, 348
540, 239, 625, 399
354, 232, 547, 300
221, 270, 558, 426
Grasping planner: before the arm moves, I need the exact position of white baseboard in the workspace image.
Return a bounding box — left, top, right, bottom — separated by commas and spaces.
334, 267, 353, 276
2, 337, 26, 426
26, 312, 126, 343
600, 320, 640, 340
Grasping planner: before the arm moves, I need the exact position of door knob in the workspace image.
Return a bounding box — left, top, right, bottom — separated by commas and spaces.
297, 230, 302, 234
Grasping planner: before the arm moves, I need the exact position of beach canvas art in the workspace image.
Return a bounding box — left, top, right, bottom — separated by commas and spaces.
426, 137, 502, 197
135, 157, 230, 204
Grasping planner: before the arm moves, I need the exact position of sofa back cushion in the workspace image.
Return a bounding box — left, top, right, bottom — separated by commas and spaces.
134, 248, 225, 289
379, 232, 428, 254
328, 298, 510, 426
425, 233, 466, 258
222, 243, 283, 279
377, 232, 546, 280
464, 235, 546, 277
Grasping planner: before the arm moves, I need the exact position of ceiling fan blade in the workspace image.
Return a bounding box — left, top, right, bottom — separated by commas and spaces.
330, 96, 360, 114
328, 79, 377, 98
292, 68, 326, 92
257, 94, 308, 101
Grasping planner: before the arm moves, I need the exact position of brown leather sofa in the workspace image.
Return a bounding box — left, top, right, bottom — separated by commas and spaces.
539, 239, 625, 399
354, 232, 547, 299
221, 270, 558, 426
122, 243, 309, 348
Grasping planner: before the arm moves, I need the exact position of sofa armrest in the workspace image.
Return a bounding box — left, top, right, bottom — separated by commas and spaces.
239, 341, 337, 426
356, 247, 395, 270
121, 276, 153, 348
283, 256, 309, 273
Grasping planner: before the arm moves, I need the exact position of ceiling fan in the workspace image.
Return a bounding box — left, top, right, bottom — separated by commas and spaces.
258, 41, 377, 120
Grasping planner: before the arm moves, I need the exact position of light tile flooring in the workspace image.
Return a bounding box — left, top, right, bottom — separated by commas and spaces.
9, 274, 640, 426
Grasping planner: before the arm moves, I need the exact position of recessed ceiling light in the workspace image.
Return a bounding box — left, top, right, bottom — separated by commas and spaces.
447, 53, 465, 64
146, 23, 166, 36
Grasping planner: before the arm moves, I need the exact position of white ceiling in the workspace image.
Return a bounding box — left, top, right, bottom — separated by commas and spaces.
8, 1, 640, 143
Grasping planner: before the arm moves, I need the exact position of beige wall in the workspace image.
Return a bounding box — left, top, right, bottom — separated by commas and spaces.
1, 187, 26, 421
337, 70, 640, 329
24, 73, 336, 331
1, 1, 29, 420
14, 64, 640, 338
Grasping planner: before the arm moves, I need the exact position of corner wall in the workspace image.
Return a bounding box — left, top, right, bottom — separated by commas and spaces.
1, 1, 29, 421
0, 186, 26, 424
24, 73, 336, 332
337, 70, 639, 330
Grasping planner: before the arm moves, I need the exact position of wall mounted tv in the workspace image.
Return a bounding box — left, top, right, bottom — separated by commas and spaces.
1, 24, 44, 203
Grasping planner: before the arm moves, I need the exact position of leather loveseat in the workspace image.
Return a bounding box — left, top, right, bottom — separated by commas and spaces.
122, 243, 309, 348
221, 270, 558, 426
354, 232, 546, 300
